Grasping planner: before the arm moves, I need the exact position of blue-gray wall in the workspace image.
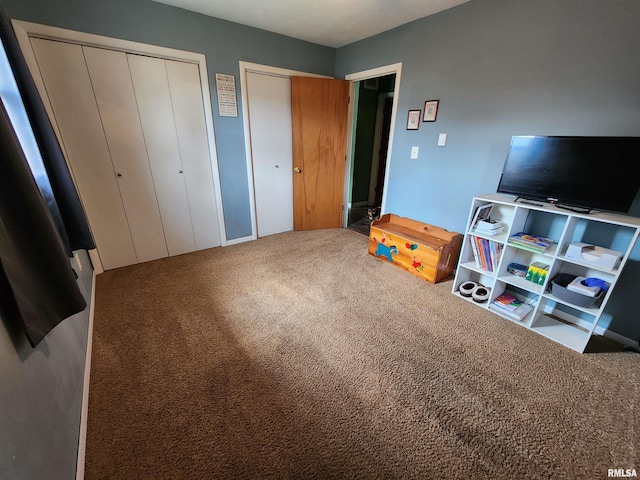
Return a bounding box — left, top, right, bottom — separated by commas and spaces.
3, 0, 335, 241
336, 0, 640, 341
3, 1, 638, 477
0, 251, 93, 479
3, 0, 639, 338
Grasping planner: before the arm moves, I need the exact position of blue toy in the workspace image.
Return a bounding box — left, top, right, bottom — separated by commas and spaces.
375, 243, 398, 262
582, 278, 609, 291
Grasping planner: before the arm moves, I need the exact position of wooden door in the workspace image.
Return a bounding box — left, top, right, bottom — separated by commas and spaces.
246, 71, 293, 237
291, 77, 349, 230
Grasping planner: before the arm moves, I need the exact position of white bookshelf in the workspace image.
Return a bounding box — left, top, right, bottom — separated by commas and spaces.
452, 194, 640, 353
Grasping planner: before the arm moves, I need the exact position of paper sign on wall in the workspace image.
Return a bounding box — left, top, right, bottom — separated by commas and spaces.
215, 73, 238, 117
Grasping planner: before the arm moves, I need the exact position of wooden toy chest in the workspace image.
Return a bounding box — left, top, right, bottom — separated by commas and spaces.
368, 214, 462, 283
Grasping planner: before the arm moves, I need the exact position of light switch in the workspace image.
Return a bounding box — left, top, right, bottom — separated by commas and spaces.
411, 146, 419, 159
438, 133, 447, 146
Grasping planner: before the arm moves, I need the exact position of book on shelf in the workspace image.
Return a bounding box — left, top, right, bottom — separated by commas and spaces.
470, 235, 481, 268
470, 236, 502, 272
491, 241, 503, 271
480, 237, 491, 270
489, 292, 533, 321
508, 232, 554, 252
491, 292, 520, 311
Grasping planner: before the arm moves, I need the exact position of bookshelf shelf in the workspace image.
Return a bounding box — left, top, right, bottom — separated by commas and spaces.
452, 194, 640, 353
496, 274, 544, 295
529, 315, 591, 352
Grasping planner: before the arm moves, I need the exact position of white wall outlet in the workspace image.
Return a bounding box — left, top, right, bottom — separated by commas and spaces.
410, 146, 419, 159
438, 133, 447, 146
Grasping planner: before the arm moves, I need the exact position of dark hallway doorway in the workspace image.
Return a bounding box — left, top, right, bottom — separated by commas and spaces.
348, 73, 395, 235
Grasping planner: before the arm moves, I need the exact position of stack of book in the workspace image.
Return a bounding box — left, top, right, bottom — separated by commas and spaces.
470, 236, 503, 272
508, 232, 554, 252
472, 219, 505, 236
488, 292, 533, 321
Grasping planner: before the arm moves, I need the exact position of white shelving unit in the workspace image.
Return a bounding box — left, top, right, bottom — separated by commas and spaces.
453, 194, 640, 353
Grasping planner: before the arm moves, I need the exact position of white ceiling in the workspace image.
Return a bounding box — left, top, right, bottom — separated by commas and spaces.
151, 0, 471, 48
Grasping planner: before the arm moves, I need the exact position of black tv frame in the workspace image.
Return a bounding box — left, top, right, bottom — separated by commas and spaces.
497, 135, 640, 214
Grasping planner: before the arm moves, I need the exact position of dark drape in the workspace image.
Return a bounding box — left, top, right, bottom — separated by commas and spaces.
0, 100, 87, 347
0, 1, 94, 253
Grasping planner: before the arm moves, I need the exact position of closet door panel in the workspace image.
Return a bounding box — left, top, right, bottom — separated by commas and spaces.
246, 71, 293, 237
83, 46, 168, 263
30, 38, 137, 270
165, 60, 221, 250
127, 54, 196, 256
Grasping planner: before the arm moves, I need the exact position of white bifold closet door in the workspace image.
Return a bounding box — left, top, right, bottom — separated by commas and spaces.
82, 46, 169, 263
30, 38, 221, 270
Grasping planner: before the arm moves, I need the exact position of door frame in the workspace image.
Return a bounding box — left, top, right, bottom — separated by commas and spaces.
12, 20, 228, 271
343, 63, 402, 228
238, 61, 330, 241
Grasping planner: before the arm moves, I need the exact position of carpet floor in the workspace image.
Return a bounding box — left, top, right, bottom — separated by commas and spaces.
86, 229, 639, 479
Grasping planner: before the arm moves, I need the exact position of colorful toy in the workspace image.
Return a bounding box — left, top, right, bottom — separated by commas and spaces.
374, 243, 398, 262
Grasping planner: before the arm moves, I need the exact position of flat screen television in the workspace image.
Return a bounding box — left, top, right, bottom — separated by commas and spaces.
496, 136, 640, 213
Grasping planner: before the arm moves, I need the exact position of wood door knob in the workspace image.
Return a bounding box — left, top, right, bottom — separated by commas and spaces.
294, 167, 302, 173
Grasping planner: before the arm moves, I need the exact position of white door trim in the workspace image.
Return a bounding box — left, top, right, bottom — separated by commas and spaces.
343, 62, 402, 227
238, 61, 330, 240
12, 21, 228, 264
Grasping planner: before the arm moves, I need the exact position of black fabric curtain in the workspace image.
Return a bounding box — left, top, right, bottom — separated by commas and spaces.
0, 1, 93, 346
0, 1, 94, 253
0, 100, 87, 347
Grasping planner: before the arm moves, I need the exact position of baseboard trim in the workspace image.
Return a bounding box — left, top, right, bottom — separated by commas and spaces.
597, 327, 638, 348
225, 234, 255, 246
76, 270, 96, 480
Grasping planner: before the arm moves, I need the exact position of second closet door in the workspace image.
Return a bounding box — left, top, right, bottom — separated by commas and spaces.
127, 54, 196, 256
246, 71, 293, 237
165, 60, 221, 250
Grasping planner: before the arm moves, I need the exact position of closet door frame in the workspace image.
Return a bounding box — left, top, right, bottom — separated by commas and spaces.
13, 20, 227, 273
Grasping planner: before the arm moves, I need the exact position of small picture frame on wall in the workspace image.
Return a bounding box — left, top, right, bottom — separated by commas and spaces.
407, 110, 421, 130
423, 100, 439, 122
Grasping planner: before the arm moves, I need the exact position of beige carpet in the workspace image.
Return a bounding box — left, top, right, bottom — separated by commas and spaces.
86, 229, 639, 479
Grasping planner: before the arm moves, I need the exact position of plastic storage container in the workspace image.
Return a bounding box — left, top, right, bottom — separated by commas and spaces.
550, 273, 604, 308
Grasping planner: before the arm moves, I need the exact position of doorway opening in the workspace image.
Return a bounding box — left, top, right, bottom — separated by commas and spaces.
347, 73, 396, 236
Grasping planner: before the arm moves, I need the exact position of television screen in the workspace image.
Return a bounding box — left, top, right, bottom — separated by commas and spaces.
497, 136, 640, 213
